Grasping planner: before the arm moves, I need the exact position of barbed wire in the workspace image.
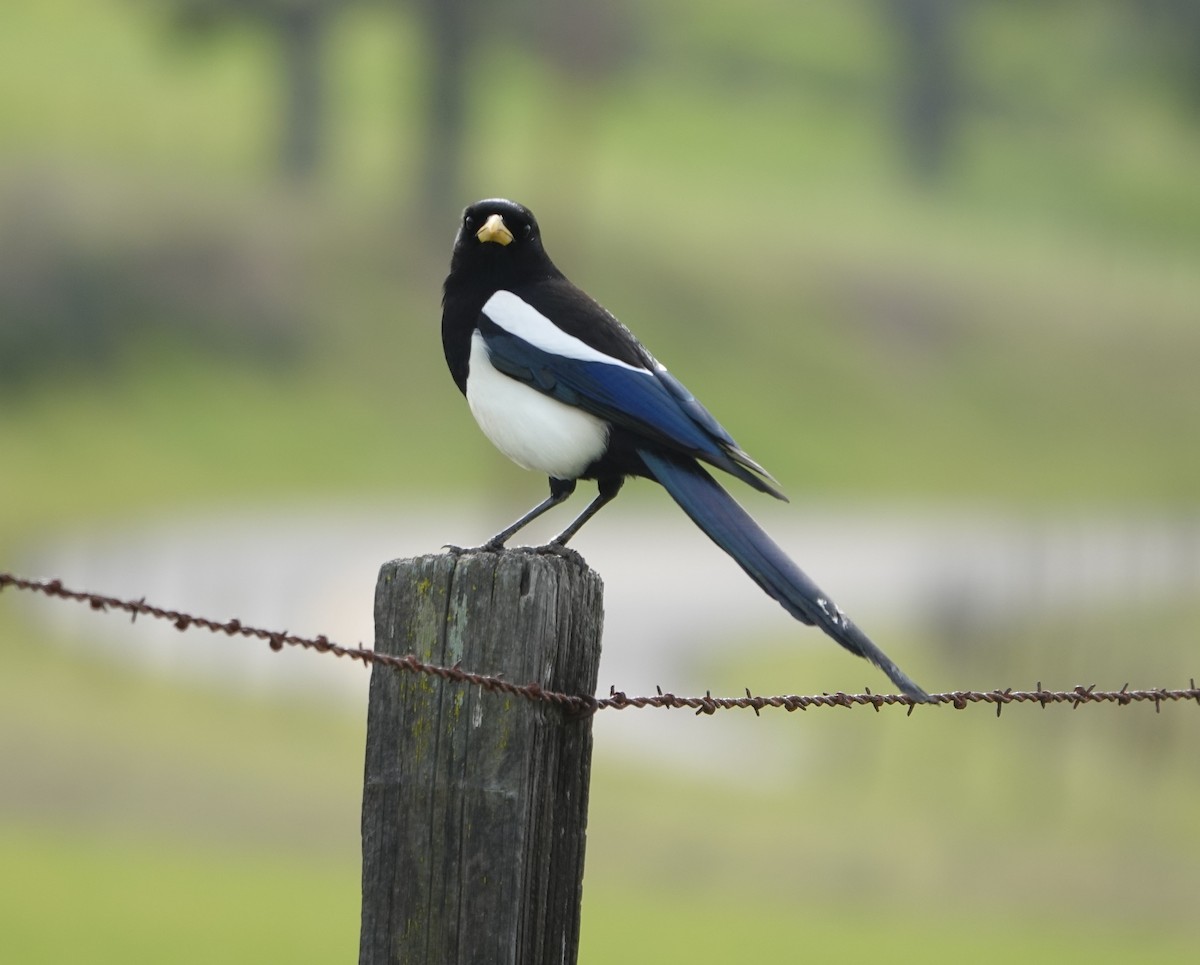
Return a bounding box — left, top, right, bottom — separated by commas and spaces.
3, 570, 1198, 717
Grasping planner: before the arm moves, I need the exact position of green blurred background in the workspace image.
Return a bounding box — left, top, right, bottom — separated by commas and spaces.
2, 0, 1199, 961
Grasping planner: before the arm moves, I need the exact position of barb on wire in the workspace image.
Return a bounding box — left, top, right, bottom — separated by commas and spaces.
0, 571, 595, 713
3, 571, 1198, 717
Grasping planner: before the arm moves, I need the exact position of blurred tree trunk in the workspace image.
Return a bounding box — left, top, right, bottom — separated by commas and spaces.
414, 0, 473, 223
278, 3, 327, 180
887, 0, 959, 184
1135, 0, 1200, 111
520, 0, 633, 258
172, 0, 332, 183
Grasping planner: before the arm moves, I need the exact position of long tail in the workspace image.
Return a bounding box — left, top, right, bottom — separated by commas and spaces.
639, 449, 929, 701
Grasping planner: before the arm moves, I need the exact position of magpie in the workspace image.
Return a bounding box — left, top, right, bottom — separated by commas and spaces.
441, 198, 929, 701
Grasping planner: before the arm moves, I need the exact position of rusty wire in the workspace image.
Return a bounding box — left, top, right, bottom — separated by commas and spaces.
3, 570, 1198, 717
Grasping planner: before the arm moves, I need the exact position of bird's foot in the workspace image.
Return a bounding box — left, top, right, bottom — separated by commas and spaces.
533, 540, 585, 565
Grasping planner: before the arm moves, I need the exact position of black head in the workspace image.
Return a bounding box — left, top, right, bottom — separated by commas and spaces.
446, 198, 559, 289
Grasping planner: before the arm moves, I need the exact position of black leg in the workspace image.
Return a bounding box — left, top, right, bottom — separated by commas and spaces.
547, 476, 625, 547
480, 477, 577, 550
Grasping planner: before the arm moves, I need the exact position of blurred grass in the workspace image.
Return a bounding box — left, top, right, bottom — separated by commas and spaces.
582, 889, 1197, 963
2, 2, 1199, 559
2, 597, 1197, 963
1, 827, 359, 965
3, 0, 1200, 961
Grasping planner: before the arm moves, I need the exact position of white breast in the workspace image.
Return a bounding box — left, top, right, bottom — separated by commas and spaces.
465, 332, 610, 479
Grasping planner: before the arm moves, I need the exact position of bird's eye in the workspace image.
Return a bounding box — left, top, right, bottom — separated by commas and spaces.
522, 224, 533, 240
463, 215, 475, 230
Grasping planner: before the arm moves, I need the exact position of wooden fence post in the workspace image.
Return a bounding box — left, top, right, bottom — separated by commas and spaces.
359, 550, 604, 965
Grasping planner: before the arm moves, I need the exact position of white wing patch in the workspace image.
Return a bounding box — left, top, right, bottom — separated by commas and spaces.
481, 290, 644, 372
466, 333, 610, 479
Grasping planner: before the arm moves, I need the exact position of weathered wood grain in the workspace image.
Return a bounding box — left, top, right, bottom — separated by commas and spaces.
359, 550, 604, 965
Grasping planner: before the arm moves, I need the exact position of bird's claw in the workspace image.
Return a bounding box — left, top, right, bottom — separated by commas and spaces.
534, 541, 584, 564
